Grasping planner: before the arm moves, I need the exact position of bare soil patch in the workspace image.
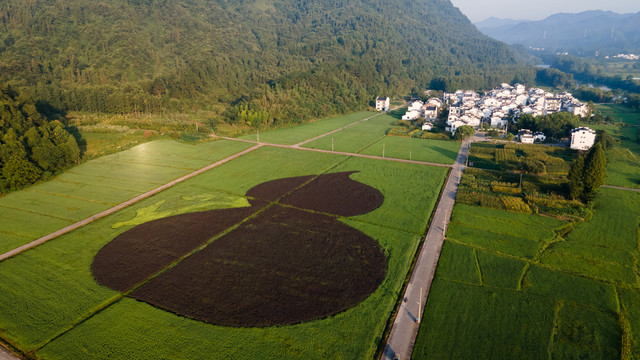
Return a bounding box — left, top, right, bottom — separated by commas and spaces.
92, 172, 386, 327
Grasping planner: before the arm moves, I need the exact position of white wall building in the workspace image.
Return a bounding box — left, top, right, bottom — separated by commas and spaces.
376, 97, 390, 111
570, 127, 597, 150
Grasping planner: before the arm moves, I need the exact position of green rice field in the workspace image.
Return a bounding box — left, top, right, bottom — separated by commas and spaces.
415, 187, 640, 359
239, 111, 375, 145
0, 111, 453, 359
0, 140, 254, 253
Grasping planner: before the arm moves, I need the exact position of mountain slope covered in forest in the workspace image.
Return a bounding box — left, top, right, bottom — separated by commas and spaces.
0, 0, 532, 126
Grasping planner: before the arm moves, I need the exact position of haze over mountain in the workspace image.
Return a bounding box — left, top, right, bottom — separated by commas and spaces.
0, 0, 532, 126
477, 10, 640, 55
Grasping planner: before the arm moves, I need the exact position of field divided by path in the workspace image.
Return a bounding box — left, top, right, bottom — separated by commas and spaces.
300, 112, 460, 165
239, 111, 376, 145
0, 140, 253, 254
0, 146, 449, 360
0, 110, 461, 360
414, 187, 640, 359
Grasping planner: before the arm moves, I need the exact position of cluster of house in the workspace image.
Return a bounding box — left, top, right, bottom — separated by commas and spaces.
399, 98, 443, 131
443, 83, 589, 135
610, 53, 639, 60
376, 83, 597, 150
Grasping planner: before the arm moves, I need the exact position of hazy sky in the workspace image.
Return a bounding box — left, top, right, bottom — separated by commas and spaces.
449, 0, 640, 22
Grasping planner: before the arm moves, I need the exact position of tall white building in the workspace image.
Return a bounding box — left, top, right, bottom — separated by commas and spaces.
376, 97, 390, 111
570, 127, 597, 150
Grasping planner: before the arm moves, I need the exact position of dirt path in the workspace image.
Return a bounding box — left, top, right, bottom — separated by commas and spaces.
0, 144, 263, 263
382, 138, 471, 360
293, 112, 385, 147
601, 184, 640, 192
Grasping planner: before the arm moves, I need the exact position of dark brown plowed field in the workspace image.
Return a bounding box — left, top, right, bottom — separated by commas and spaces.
92, 172, 386, 327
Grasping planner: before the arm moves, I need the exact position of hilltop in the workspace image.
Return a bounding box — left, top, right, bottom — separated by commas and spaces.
0, 0, 531, 127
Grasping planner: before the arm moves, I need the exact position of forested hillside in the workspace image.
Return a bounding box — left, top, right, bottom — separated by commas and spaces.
0, 0, 533, 127
0, 83, 80, 191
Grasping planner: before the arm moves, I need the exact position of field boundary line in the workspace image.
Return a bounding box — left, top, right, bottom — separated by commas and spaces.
221, 137, 454, 168
601, 185, 640, 192
293, 111, 384, 147
0, 144, 264, 263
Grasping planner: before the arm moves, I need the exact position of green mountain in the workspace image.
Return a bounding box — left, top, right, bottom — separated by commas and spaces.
0, 0, 532, 126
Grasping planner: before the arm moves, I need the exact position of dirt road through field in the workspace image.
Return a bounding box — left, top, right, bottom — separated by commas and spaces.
382, 138, 471, 360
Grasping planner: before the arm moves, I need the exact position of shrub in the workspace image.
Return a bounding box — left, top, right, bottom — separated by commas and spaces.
500, 196, 532, 214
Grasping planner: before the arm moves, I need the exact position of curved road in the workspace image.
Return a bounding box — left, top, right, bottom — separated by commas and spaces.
382, 138, 471, 360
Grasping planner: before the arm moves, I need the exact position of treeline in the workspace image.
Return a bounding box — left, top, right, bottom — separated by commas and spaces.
543, 55, 640, 94
0, 83, 80, 191
0, 0, 533, 127
512, 112, 581, 140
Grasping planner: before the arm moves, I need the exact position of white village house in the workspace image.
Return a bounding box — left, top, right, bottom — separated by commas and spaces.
518, 129, 535, 144
570, 127, 597, 151
376, 97, 390, 111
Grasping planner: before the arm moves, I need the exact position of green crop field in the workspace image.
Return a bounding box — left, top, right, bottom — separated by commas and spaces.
0, 140, 254, 253
0, 111, 451, 360
302, 113, 396, 153
580, 117, 640, 189
606, 126, 640, 189
415, 186, 640, 359
359, 136, 460, 165
239, 111, 375, 145
597, 104, 640, 126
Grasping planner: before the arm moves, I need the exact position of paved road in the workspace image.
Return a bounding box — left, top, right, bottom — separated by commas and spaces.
0, 347, 19, 360
382, 138, 471, 360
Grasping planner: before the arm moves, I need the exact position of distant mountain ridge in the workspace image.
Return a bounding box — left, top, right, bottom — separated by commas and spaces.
0, 0, 531, 126
477, 10, 640, 55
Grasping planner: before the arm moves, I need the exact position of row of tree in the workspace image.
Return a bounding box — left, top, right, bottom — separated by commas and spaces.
0, 84, 80, 191
512, 112, 582, 140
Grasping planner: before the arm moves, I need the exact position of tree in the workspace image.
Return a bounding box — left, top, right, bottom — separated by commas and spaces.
567, 155, 584, 200
454, 125, 475, 141
595, 130, 615, 151
582, 142, 607, 202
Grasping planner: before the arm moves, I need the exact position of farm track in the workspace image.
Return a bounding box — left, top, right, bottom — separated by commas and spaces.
382, 137, 472, 360
601, 184, 640, 192
0, 144, 264, 263
221, 137, 454, 168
